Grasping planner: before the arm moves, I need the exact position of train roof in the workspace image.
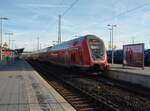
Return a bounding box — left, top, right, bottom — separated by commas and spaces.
32, 46, 52, 54
50, 34, 103, 51
50, 36, 84, 51
30, 35, 103, 53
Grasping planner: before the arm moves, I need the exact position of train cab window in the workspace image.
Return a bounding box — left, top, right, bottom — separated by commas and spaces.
88, 39, 105, 60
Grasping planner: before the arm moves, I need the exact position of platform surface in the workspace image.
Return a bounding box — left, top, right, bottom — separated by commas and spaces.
0, 60, 76, 111
110, 64, 150, 76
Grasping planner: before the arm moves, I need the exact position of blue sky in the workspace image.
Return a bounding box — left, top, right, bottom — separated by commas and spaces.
0, 0, 150, 51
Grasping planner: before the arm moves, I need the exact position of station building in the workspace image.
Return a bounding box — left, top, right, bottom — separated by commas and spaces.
0, 44, 24, 64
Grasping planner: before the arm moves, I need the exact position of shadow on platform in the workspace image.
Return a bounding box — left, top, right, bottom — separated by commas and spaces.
0, 60, 33, 71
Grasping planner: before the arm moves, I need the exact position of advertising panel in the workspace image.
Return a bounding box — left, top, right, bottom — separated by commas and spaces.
123, 43, 144, 68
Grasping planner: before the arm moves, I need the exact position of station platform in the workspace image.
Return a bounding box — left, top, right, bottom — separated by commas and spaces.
0, 60, 76, 111
108, 64, 150, 88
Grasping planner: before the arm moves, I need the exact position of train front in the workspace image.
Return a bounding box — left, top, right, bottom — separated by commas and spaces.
87, 35, 109, 71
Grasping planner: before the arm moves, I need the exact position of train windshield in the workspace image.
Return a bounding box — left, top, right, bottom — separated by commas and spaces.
89, 39, 105, 60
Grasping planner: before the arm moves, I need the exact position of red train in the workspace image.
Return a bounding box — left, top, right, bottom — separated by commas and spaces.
27, 35, 109, 72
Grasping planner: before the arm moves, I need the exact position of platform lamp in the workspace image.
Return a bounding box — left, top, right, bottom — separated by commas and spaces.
0, 17, 8, 61
108, 28, 112, 50
107, 24, 117, 64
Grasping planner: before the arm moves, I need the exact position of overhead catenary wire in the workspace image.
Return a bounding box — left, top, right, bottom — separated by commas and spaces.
61, 0, 79, 16
51, 1, 150, 32
104, 1, 150, 50
102, 1, 150, 23
116, 1, 150, 17
60, 0, 65, 5
57, 0, 79, 44
49, 0, 79, 29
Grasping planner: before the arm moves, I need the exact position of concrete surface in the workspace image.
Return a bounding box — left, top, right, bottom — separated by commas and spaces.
0, 60, 76, 111
110, 64, 150, 75
107, 64, 150, 88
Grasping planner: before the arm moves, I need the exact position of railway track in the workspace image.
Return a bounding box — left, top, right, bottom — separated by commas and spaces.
29, 60, 117, 111
28, 60, 150, 111
87, 75, 150, 99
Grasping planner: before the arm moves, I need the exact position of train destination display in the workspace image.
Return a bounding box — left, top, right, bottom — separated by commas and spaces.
123, 43, 144, 69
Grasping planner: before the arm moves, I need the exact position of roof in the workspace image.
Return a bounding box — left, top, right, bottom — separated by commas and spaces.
15, 48, 24, 54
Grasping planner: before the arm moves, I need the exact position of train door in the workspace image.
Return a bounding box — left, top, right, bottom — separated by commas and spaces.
73, 47, 83, 65
68, 47, 83, 65
76, 47, 83, 65
68, 48, 76, 65
78, 47, 83, 65
71, 49, 76, 64
64, 49, 69, 65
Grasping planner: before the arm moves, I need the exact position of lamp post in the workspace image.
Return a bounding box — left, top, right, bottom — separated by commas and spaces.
0, 17, 8, 61
108, 28, 112, 50
5, 32, 13, 49
107, 24, 117, 64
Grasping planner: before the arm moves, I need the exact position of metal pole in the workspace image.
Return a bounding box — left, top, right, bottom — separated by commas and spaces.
37, 37, 39, 50
40, 43, 41, 49
132, 37, 134, 44
12, 41, 13, 49
0, 17, 8, 61
108, 24, 117, 64
112, 26, 114, 64
9, 35, 10, 48
108, 28, 111, 50
58, 15, 61, 44
11, 40, 15, 49
5, 32, 13, 49
0, 18, 2, 60
110, 30, 111, 49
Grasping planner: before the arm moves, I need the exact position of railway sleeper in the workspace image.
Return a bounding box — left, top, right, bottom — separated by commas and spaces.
68, 98, 88, 101
78, 107, 101, 111
72, 100, 92, 104
58, 90, 71, 94
63, 93, 76, 96
59, 89, 74, 96
66, 96, 84, 100
75, 103, 97, 108
70, 100, 97, 106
